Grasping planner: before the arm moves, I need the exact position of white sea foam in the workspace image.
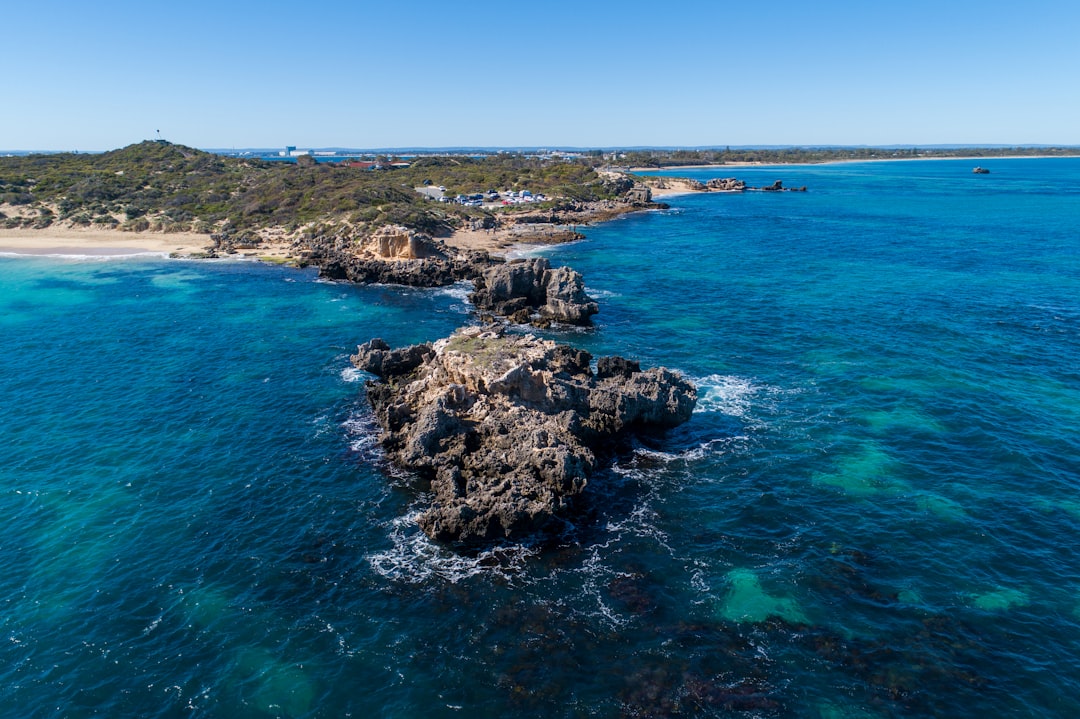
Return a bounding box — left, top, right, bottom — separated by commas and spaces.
0, 250, 168, 261
584, 286, 619, 299
432, 280, 473, 302
692, 374, 759, 417
340, 366, 365, 383
367, 513, 539, 585
341, 411, 381, 455
603, 499, 674, 553
504, 244, 553, 260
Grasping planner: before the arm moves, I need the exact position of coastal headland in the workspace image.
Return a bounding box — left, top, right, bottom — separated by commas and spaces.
0, 141, 662, 262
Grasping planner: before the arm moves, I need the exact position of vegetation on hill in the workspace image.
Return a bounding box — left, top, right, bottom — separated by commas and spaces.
0, 142, 627, 236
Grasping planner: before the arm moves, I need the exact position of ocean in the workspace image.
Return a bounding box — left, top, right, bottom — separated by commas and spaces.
1, 157, 1078, 717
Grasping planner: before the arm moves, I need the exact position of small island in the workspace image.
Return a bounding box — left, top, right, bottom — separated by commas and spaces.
353, 326, 697, 544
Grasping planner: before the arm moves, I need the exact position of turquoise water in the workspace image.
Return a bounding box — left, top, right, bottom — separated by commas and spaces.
2, 157, 1079, 717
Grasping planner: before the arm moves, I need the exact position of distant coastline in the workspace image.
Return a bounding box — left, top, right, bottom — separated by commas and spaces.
4, 147, 1077, 259
627, 153, 1080, 173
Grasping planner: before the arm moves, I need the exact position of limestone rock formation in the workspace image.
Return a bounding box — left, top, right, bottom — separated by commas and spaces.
317, 251, 493, 287
757, 180, 807, 192
299, 225, 497, 287
470, 257, 599, 327
363, 224, 449, 260
705, 177, 747, 192
352, 325, 697, 544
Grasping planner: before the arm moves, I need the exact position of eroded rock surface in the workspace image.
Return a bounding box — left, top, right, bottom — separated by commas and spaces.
300, 225, 498, 287
470, 257, 599, 327
352, 326, 696, 544
705, 177, 747, 191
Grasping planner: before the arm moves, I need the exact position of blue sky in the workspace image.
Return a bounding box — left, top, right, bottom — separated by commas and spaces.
4, 0, 1079, 150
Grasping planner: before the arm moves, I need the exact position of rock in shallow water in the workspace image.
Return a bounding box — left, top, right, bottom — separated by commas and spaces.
469, 257, 599, 327
353, 325, 696, 545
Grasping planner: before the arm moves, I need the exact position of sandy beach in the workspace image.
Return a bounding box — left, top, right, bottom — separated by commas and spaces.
0, 226, 311, 261
0, 223, 549, 260
0, 227, 215, 257
0, 223, 573, 261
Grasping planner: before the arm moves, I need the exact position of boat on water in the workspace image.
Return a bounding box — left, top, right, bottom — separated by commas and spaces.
973, 166, 990, 174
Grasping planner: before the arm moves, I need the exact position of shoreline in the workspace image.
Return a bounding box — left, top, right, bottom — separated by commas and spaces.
627, 153, 1080, 173
0, 226, 303, 262
0, 204, 644, 260
15, 152, 1072, 261
0, 227, 216, 258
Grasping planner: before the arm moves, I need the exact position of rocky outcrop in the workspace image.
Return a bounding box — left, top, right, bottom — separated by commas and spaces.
705, 177, 747, 192
758, 180, 807, 192
364, 224, 449, 260
647, 177, 706, 192
470, 257, 599, 327
317, 251, 494, 287
636, 175, 808, 194
297, 225, 498, 287
353, 326, 697, 544
625, 186, 652, 204
298, 226, 599, 325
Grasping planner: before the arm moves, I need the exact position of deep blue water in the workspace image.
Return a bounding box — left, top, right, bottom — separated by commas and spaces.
2, 157, 1079, 717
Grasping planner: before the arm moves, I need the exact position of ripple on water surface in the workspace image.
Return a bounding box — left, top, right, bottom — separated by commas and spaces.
4, 159, 1080, 717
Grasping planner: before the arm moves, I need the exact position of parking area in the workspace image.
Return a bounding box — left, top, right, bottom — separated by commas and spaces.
415, 185, 547, 209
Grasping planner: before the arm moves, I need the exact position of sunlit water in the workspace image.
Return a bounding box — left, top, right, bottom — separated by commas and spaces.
2, 157, 1079, 717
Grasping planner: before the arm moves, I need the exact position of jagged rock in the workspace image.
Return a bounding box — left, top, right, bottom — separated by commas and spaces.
596, 356, 641, 379
603, 175, 636, 196
297, 224, 497, 286
705, 177, 747, 192
625, 186, 652, 204
319, 255, 469, 286
470, 257, 599, 326
355, 338, 433, 377
753, 180, 806, 192
352, 325, 697, 544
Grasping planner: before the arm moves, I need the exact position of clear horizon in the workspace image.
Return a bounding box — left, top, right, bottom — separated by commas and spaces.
5, 0, 1079, 151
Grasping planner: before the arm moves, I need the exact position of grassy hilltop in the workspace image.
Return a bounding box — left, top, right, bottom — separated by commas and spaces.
0, 141, 627, 238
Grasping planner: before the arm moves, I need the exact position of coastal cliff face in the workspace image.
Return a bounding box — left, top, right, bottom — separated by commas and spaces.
352, 326, 697, 544
296, 225, 498, 286
364, 224, 448, 260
